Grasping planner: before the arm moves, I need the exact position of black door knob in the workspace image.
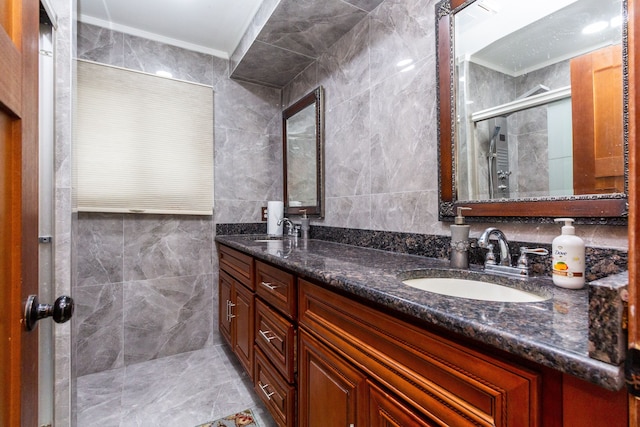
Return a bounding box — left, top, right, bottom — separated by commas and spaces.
24, 294, 74, 331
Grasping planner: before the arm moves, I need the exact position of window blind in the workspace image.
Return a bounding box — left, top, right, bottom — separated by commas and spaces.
75, 60, 214, 215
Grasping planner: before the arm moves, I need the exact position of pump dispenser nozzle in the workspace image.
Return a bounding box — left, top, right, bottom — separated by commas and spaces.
554, 218, 575, 234
454, 207, 472, 225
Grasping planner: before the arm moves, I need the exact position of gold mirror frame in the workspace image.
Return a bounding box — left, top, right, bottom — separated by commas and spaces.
436, 0, 628, 224
283, 86, 325, 218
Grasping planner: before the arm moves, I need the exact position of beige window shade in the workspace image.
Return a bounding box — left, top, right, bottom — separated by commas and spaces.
75, 60, 213, 215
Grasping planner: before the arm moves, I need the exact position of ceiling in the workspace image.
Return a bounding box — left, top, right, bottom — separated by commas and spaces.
456, 0, 623, 76
77, 0, 264, 59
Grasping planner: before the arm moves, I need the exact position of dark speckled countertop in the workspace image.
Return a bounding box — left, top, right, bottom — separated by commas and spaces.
215, 234, 625, 391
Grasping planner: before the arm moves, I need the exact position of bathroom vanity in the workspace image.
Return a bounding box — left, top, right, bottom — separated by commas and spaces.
216, 236, 627, 426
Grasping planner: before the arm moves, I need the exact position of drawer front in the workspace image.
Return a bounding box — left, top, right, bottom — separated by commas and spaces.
254, 348, 296, 427
299, 279, 541, 427
255, 298, 296, 383
218, 244, 254, 290
255, 261, 296, 318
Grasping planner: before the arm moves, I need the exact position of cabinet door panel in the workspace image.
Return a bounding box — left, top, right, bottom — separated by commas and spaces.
234, 281, 254, 378
218, 270, 233, 346
298, 330, 367, 427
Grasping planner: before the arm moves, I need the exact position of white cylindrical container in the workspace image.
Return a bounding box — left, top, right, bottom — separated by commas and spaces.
551, 218, 585, 289
267, 201, 284, 236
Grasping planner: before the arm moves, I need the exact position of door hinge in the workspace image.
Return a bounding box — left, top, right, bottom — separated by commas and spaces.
39, 236, 52, 243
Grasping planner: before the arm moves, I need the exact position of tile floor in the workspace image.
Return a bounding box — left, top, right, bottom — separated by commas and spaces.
77, 344, 277, 427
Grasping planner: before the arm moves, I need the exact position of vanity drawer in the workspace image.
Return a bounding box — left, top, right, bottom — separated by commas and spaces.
254, 347, 296, 427
255, 261, 296, 318
255, 298, 296, 383
218, 244, 254, 290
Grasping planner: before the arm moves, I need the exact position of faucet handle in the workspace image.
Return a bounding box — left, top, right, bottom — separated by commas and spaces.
517, 247, 549, 269
484, 243, 497, 265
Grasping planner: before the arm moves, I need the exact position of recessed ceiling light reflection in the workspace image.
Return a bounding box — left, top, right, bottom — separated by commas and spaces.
400, 64, 415, 73
610, 16, 623, 28
397, 59, 413, 68
156, 70, 173, 78
582, 21, 609, 34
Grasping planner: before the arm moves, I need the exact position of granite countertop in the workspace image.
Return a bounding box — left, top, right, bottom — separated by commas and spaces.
215, 234, 625, 391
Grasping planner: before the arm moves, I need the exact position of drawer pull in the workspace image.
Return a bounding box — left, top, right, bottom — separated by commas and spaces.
259, 329, 277, 343
227, 300, 236, 321
261, 281, 279, 290
259, 381, 275, 400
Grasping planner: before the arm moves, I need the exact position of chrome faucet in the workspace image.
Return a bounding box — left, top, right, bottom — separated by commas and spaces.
277, 217, 296, 237
478, 227, 511, 266
478, 227, 548, 277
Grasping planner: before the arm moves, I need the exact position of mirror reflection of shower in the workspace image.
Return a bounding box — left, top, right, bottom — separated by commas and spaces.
472, 82, 573, 201
486, 118, 510, 199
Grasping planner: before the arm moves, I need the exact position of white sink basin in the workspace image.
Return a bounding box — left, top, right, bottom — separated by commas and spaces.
401, 277, 548, 303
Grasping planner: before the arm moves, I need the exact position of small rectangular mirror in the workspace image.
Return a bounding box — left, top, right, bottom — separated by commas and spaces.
283, 86, 324, 218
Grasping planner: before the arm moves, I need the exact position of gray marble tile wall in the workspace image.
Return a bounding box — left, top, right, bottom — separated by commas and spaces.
282, 0, 628, 250
75, 22, 282, 377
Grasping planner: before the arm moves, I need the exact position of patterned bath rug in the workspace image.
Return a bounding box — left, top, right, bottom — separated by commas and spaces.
196, 408, 258, 427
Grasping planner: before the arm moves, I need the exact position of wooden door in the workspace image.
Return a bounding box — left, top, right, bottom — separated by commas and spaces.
0, 0, 40, 425
298, 330, 367, 427
571, 44, 624, 194
629, 0, 640, 424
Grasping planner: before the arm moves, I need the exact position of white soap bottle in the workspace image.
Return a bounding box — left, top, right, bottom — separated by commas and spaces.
551, 218, 585, 289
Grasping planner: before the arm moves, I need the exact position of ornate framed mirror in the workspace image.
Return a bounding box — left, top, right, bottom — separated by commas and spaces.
436, 0, 628, 224
283, 86, 325, 218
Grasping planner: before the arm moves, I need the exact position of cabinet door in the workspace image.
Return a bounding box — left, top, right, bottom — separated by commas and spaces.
298, 330, 367, 427
218, 270, 233, 346
234, 282, 255, 379
368, 381, 438, 427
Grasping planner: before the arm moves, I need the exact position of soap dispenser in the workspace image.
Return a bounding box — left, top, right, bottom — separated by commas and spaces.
450, 207, 472, 268
300, 209, 310, 241
552, 218, 585, 289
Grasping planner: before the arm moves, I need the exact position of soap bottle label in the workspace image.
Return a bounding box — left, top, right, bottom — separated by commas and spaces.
552, 247, 583, 278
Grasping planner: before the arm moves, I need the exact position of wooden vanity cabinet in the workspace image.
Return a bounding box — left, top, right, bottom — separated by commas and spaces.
217, 244, 627, 427
218, 245, 255, 378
